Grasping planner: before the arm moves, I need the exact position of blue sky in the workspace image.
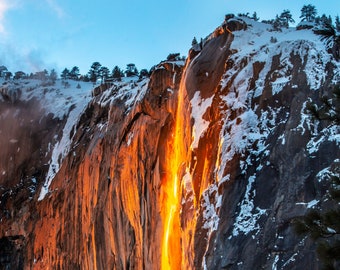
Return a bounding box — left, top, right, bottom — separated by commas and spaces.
0, 0, 338, 75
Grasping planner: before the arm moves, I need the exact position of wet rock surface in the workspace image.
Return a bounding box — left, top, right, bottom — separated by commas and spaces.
0, 17, 339, 269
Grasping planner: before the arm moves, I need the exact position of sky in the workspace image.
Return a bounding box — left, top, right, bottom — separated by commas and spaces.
0, 0, 339, 75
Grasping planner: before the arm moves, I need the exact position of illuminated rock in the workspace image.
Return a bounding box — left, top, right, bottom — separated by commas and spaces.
0, 16, 339, 269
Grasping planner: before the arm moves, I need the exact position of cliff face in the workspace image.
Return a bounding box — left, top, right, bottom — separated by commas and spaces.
1, 16, 340, 269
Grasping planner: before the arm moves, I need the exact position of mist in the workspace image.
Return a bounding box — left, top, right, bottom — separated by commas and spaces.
0, 42, 54, 74
0, 94, 59, 189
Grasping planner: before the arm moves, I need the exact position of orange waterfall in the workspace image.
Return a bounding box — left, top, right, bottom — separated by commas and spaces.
160, 68, 191, 270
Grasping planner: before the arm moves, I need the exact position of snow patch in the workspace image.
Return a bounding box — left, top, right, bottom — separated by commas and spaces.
182, 170, 193, 192
232, 175, 266, 237
201, 181, 222, 270
296, 199, 319, 208
97, 79, 148, 111
38, 101, 89, 200
295, 100, 319, 135
278, 134, 285, 145
202, 183, 221, 231
19, 79, 93, 119
0, 79, 94, 201
307, 125, 340, 155
272, 255, 279, 270
190, 91, 213, 149
316, 161, 340, 182
127, 132, 134, 146
282, 253, 298, 268
229, 21, 333, 99
271, 77, 290, 95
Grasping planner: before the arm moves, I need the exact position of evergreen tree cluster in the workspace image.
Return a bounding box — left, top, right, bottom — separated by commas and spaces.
61, 62, 149, 84
166, 53, 181, 61
0, 66, 58, 83
3, 4, 340, 86
237, 4, 340, 58
239, 4, 340, 35
0, 62, 152, 85
237, 11, 259, 21
261, 9, 298, 30
61, 66, 80, 81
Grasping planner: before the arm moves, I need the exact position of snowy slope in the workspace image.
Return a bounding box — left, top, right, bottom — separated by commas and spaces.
179, 16, 340, 269
1, 78, 93, 199
199, 17, 340, 269
38, 77, 151, 200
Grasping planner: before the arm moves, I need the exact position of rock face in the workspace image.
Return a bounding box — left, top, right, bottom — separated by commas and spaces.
1, 16, 340, 269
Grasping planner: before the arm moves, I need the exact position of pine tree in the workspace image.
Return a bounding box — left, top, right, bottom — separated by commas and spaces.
125, 63, 138, 77
88, 62, 102, 83
316, 14, 333, 28
272, 15, 283, 31
139, 69, 149, 78
251, 11, 259, 21
192, 37, 198, 46
61, 68, 70, 80
99, 66, 110, 83
0, 65, 8, 78
335, 15, 340, 32
14, 71, 26, 80
166, 53, 181, 61
300, 4, 317, 22
279, 10, 295, 28
70, 66, 80, 80
81, 74, 90, 82
237, 12, 249, 18
112, 66, 123, 80
49, 69, 58, 83
4, 71, 12, 80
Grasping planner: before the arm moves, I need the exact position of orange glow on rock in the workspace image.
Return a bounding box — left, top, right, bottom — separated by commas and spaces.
160, 76, 189, 270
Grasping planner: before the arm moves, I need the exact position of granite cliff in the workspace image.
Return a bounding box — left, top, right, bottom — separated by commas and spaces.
0, 15, 339, 269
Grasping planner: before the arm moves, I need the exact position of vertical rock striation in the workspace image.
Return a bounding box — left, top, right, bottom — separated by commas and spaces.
0, 15, 339, 269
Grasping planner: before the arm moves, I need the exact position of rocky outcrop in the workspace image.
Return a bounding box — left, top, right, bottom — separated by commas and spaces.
0, 16, 339, 269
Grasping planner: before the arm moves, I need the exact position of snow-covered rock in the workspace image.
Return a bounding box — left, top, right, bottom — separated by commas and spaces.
0, 16, 339, 270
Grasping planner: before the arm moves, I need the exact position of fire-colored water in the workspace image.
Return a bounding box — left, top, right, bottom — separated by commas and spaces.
160, 68, 191, 270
